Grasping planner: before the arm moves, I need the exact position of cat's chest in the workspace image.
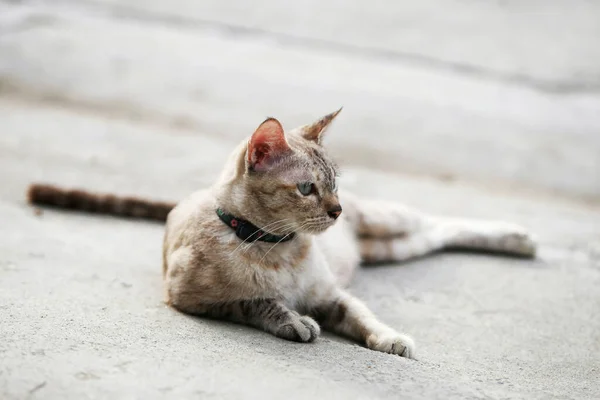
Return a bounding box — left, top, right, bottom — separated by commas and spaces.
229, 237, 334, 301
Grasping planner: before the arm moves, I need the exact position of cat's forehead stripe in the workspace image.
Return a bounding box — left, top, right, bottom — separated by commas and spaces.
308, 147, 336, 185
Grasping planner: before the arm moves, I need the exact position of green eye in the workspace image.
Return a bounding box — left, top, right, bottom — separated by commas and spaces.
297, 182, 314, 196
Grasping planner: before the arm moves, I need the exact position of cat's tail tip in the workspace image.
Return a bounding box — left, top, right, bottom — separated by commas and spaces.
27, 183, 60, 205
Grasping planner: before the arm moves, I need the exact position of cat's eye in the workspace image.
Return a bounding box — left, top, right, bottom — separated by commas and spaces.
297, 182, 315, 196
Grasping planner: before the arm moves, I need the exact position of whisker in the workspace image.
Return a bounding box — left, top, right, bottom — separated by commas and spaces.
301, 219, 331, 233
256, 221, 313, 264
241, 220, 301, 255
230, 218, 291, 256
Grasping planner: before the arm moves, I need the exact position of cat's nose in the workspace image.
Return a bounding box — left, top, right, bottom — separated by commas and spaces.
327, 204, 342, 219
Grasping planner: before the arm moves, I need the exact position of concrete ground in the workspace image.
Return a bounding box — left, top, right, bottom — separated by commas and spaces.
1, 1, 599, 399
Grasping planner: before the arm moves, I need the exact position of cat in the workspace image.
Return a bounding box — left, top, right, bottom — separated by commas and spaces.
28, 109, 536, 359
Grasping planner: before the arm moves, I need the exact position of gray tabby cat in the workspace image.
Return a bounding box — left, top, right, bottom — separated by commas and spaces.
28, 110, 536, 359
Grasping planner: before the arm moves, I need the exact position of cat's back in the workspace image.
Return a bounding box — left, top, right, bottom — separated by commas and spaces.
163, 189, 219, 267
166, 189, 214, 236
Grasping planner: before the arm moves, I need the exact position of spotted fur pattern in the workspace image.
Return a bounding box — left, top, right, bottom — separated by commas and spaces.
27, 110, 536, 359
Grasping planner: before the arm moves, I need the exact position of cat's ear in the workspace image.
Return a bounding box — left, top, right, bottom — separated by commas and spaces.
247, 118, 290, 171
298, 107, 343, 144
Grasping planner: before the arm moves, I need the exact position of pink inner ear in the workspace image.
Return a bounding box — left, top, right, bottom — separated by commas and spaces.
248, 118, 290, 170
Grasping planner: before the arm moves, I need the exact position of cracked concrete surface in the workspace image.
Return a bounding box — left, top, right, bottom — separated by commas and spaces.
1, 1, 599, 399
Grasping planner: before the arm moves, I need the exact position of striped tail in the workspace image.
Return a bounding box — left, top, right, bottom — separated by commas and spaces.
27, 183, 176, 222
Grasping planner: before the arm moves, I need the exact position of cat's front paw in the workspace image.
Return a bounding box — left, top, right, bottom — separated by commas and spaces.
276, 315, 320, 343
366, 332, 416, 359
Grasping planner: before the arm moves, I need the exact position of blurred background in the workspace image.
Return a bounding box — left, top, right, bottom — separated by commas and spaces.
1, 0, 599, 202
1, 2, 600, 399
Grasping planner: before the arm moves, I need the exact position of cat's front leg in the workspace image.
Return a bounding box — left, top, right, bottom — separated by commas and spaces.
200, 299, 320, 343
312, 290, 416, 358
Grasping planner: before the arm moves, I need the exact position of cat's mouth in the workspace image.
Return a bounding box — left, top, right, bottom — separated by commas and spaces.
299, 217, 336, 234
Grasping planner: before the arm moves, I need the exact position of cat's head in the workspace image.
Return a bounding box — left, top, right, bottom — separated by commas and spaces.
231, 109, 343, 236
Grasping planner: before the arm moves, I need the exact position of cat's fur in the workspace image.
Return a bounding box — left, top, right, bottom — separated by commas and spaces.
28, 110, 536, 359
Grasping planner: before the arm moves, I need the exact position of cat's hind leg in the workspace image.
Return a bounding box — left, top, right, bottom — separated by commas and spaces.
341, 191, 536, 264
358, 220, 536, 263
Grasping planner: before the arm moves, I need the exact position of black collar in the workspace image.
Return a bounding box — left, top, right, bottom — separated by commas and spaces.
216, 208, 295, 243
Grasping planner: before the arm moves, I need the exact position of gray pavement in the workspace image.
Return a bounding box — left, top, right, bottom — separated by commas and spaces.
1, 1, 599, 399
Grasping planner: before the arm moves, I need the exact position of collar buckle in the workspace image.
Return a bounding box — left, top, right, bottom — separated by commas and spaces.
235, 220, 259, 242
